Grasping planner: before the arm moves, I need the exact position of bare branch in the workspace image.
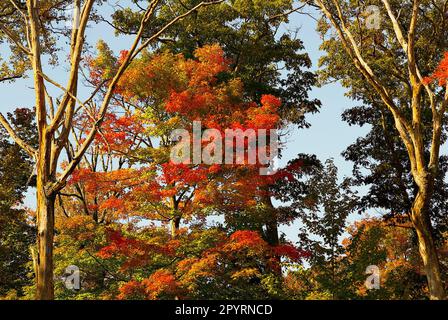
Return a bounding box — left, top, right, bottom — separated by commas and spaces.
49, 0, 94, 135
39, 71, 96, 125
0, 75, 22, 82
381, 0, 436, 105
315, 0, 418, 174
47, 0, 163, 193
268, 4, 307, 22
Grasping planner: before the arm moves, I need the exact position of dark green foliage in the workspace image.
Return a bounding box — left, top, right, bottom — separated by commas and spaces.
0, 108, 37, 296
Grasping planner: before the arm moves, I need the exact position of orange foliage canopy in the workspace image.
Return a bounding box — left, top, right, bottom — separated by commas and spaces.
70, 44, 290, 223
104, 229, 307, 300
57, 44, 311, 300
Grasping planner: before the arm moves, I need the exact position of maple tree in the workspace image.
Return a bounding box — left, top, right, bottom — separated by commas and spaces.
111, 229, 306, 300
44, 43, 313, 299
48, 215, 308, 300
108, 0, 322, 264
79, 43, 284, 231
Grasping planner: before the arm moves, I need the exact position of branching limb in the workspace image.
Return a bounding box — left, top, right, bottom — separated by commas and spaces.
48, 0, 223, 194
0, 112, 37, 157
0, 23, 32, 56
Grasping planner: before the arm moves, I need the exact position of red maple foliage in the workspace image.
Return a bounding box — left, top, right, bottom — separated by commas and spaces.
423, 52, 448, 86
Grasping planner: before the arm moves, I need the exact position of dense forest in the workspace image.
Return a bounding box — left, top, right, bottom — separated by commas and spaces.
0, 0, 447, 301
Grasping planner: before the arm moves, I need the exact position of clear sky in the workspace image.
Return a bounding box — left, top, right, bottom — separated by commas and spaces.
0, 2, 372, 243
283, 10, 370, 176
276, 10, 372, 240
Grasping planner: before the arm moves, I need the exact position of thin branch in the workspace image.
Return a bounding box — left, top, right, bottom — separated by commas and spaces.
39, 70, 97, 124
131, 0, 225, 60
0, 23, 32, 56
9, 0, 27, 18
0, 112, 37, 157
381, 0, 436, 105
268, 4, 307, 22
0, 75, 22, 82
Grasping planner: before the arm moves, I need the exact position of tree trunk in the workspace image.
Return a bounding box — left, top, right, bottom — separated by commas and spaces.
265, 213, 279, 247
170, 213, 181, 300
170, 217, 181, 239
170, 197, 181, 239
35, 175, 55, 300
263, 194, 279, 245
263, 194, 281, 275
411, 186, 446, 300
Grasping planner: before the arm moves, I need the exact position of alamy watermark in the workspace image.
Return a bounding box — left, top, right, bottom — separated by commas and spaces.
170, 121, 279, 175
365, 5, 381, 30
65, 2, 81, 29
63, 265, 80, 290
365, 265, 380, 290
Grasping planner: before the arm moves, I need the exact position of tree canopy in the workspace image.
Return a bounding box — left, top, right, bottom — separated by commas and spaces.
0, 0, 447, 301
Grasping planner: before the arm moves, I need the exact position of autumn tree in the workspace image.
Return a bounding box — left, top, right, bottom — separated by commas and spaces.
48, 43, 311, 299
285, 215, 438, 300
82, 43, 284, 233
0, 0, 223, 300
341, 217, 436, 300
105, 0, 321, 252
308, 0, 448, 299
96, 227, 306, 300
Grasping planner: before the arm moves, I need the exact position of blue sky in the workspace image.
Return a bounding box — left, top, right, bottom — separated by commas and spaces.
284, 11, 370, 177
0, 2, 372, 242
277, 11, 373, 240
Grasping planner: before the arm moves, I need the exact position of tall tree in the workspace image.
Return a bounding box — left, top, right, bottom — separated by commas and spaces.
104, 0, 321, 250
51, 45, 307, 299
309, 0, 448, 299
